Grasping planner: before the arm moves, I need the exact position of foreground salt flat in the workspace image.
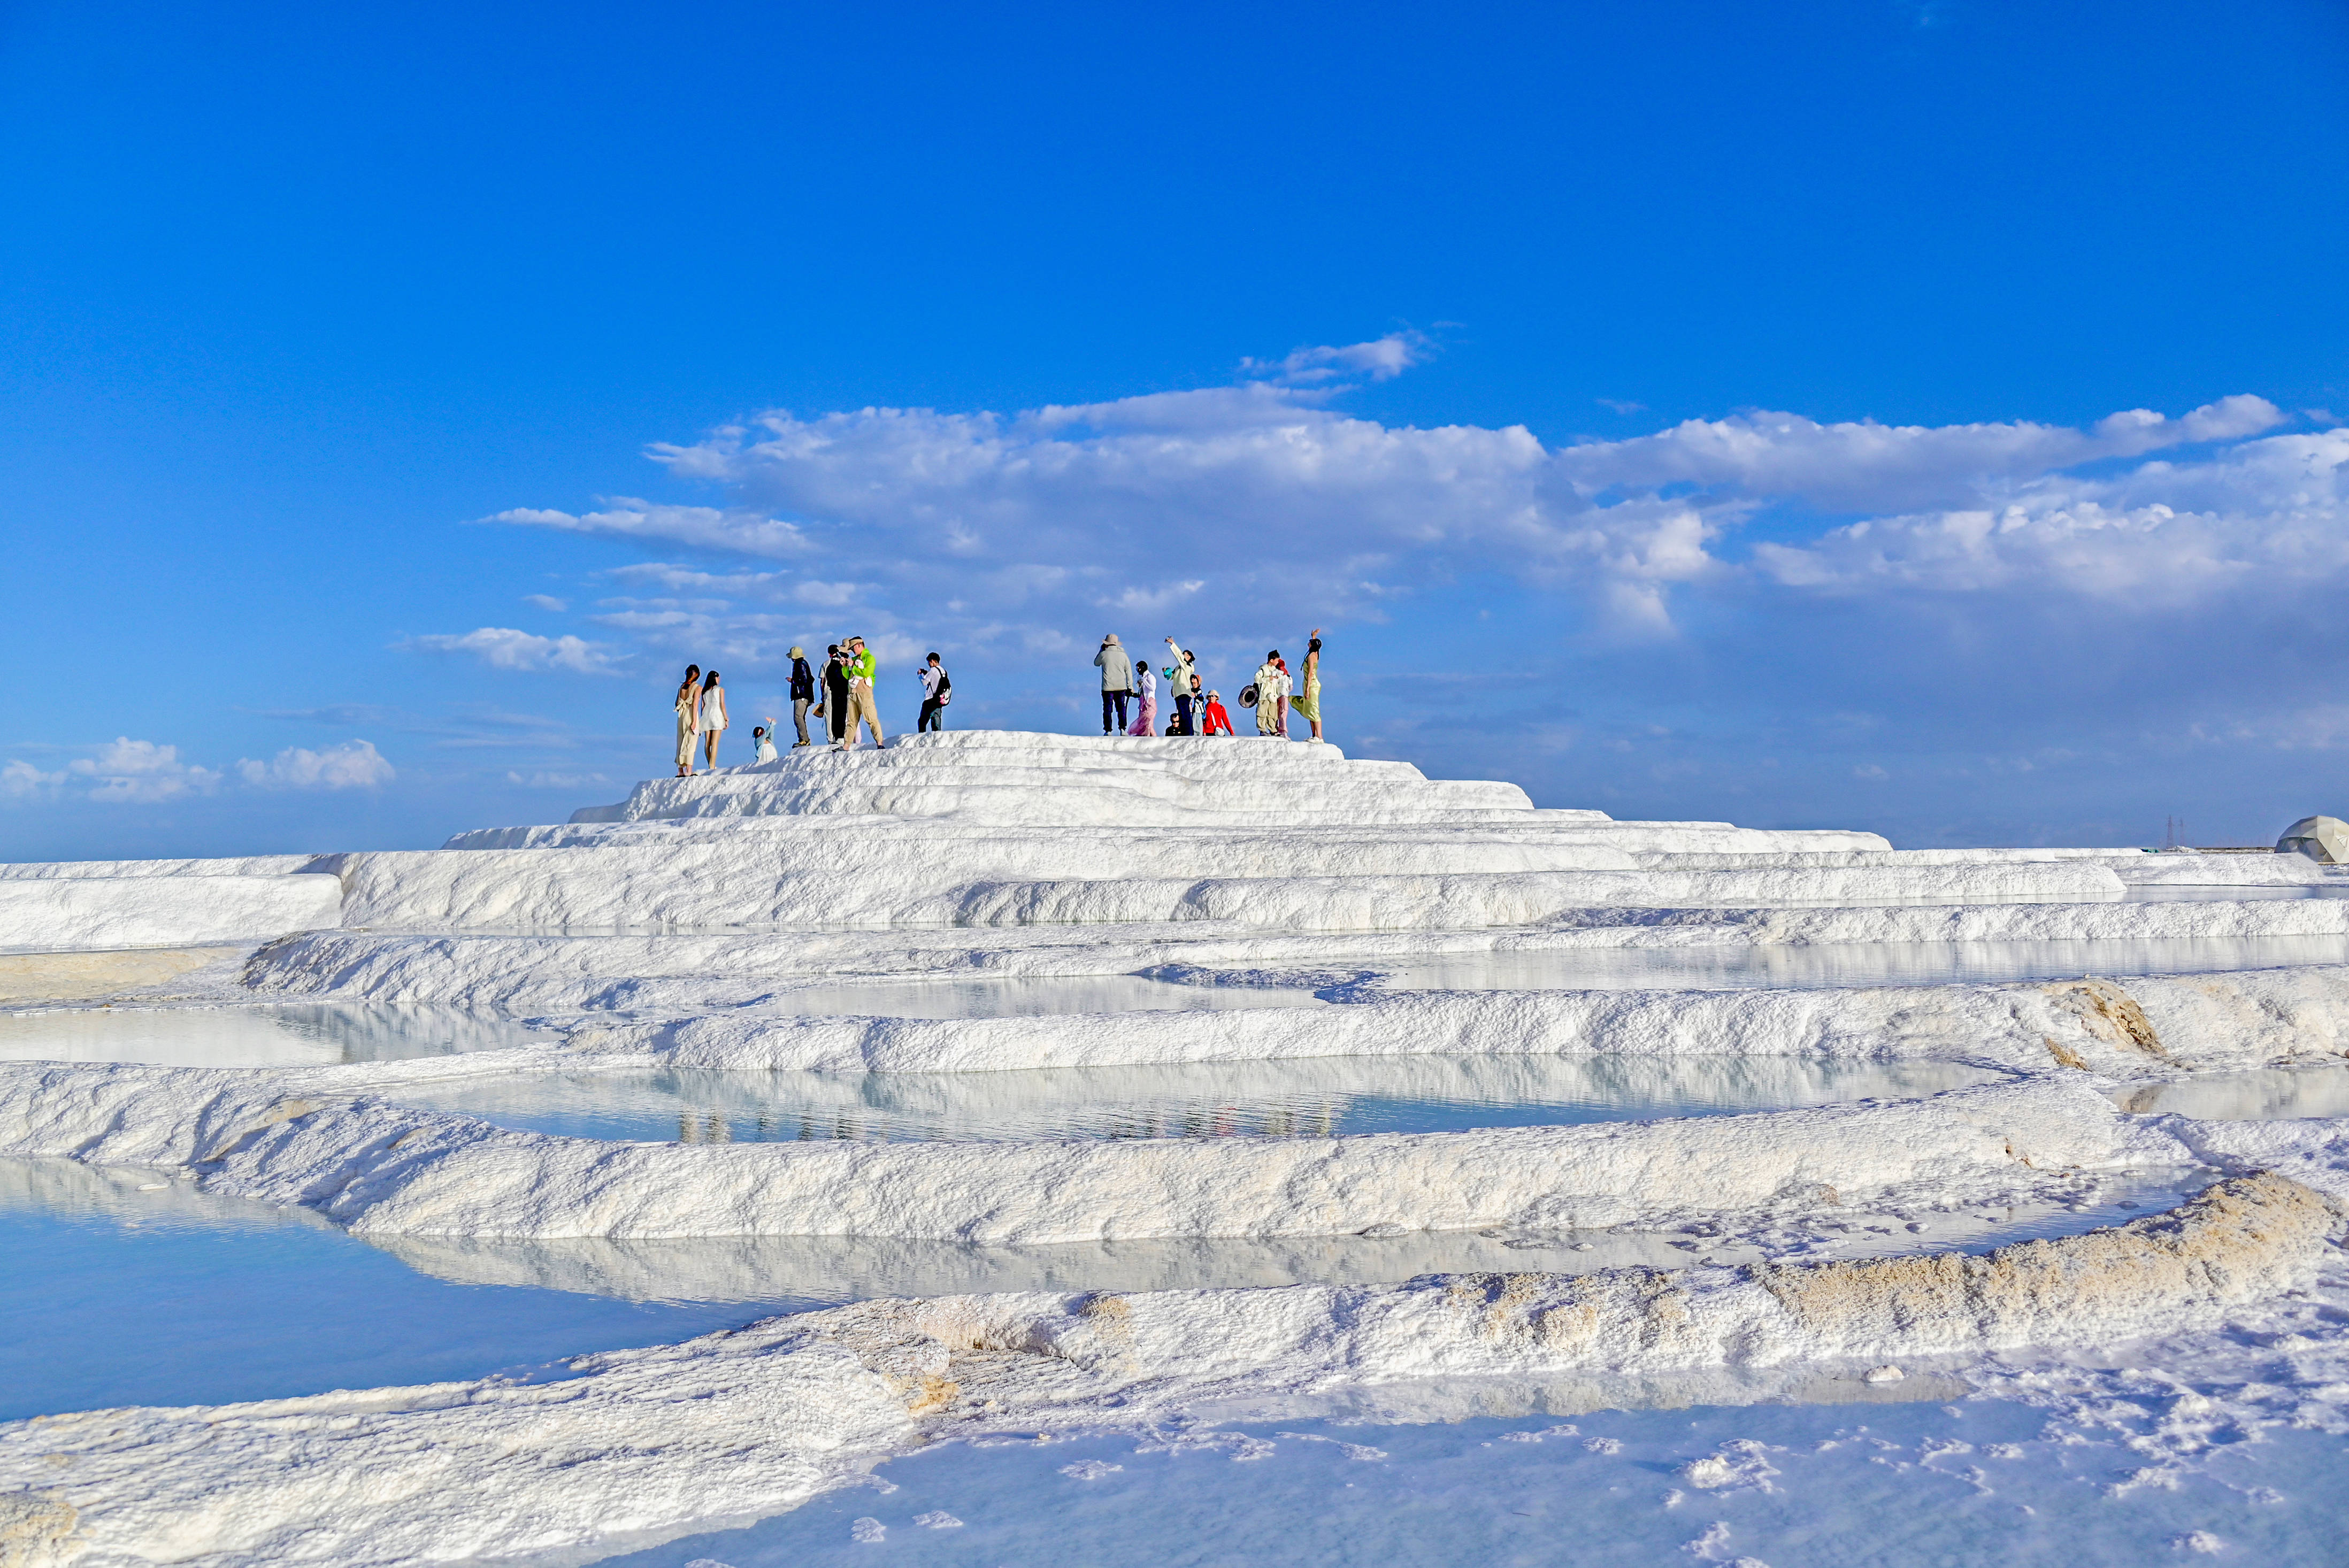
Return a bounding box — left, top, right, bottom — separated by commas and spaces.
2, 732, 2347, 1566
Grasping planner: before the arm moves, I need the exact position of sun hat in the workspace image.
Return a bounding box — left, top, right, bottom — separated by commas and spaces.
789, 645, 804, 658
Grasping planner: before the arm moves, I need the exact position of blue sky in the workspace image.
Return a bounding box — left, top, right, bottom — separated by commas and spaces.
3, 0, 2346, 859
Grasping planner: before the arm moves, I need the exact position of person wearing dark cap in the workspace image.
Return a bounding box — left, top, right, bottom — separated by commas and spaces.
787, 644, 817, 748
820, 643, 850, 747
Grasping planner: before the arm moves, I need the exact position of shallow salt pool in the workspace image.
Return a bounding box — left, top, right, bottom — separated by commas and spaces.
0, 1163, 816, 1420
0, 1002, 553, 1067
2113, 1063, 2349, 1120
607, 1400, 2349, 1568
387, 1056, 2008, 1145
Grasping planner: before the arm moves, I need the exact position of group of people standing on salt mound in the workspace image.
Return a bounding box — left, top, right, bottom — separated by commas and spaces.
1093, 631, 1323, 741
673, 637, 954, 776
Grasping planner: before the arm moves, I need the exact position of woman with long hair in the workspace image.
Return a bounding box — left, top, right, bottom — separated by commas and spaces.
1292, 629, 1324, 742
699, 669, 729, 770
674, 665, 702, 777
1126, 660, 1157, 736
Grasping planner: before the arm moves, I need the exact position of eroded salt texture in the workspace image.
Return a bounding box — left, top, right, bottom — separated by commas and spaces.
0, 1174, 2327, 1568
2, 732, 2346, 1567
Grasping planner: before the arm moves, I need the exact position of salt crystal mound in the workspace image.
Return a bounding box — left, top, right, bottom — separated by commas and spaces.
1, 1173, 2327, 1568
0, 1067, 2186, 1242
0, 874, 341, 954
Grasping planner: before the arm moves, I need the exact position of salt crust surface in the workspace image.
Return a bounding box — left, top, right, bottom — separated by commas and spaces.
0, 876, 340, 955
0, 1173, 2329, 1568
0, 1069, 2183, 1242
4, 734, 2349, 1564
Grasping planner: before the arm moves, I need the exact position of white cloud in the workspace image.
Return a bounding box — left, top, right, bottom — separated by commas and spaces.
505, 770, 612, 788
522, 594, 569, 611
484, 339, 2331, 652
2, 739, 227, 804
1752, 428, 2349, 602
2, 760, 60, 799
487, 500, 810, 559
1240, 332, 1427, 386
236, 740, 395, 790
404, 627, 620, 674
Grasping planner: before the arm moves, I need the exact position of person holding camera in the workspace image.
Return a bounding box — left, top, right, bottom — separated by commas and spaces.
917, 652, 951, 732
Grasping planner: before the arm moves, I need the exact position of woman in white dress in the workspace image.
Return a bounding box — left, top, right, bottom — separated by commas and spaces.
674, 665, 702, 776
699, 670, 728, 770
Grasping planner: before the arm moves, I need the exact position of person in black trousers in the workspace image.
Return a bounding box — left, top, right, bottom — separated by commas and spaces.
787, 645, 817, 747
821, 644, 851, 745
917, 652, 951, 732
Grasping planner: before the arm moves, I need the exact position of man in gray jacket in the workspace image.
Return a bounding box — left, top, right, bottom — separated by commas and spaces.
1094, 634, 1134, 734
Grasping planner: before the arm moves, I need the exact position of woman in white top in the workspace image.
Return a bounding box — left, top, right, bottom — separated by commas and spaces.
1252, 652, 1288, 736
674, 664, 702, 776
699, 670, 728, 770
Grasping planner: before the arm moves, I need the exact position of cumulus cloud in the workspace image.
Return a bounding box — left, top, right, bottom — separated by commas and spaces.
1752, 428, 2349, 602
403, 627, 619, 674
5, 737, 396, 805
483, 336, 2331, 662
236, 740, 396, 790
2, 739, 224, 805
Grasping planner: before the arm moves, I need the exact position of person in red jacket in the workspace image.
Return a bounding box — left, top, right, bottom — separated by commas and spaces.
1200, 689, 1235, 735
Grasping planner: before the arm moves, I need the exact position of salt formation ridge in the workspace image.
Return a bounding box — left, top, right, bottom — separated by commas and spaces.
2, 731, 2347, 1564
0, 1173, 2328, 1568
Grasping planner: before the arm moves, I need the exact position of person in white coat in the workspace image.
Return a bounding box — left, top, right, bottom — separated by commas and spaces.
1252, 652, 1288, 737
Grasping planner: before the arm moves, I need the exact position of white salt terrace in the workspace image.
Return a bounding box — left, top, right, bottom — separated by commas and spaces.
4, 731, 2349, 1567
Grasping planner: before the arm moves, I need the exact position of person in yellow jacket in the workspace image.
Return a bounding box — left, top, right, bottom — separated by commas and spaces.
840, 636, 885, 750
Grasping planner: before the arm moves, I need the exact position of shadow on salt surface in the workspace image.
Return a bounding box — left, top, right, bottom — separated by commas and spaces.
2114, 1063, 2349, 1121
0, 1159, 815, 1421
607, 1402, 2349, 1568
1335, 933, 2349, 993
0, 1003, 554, 1067
385, 1057, 2007, 1145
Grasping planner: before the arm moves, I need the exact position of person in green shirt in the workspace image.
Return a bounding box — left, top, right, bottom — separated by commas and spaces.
841, 636, 885, 749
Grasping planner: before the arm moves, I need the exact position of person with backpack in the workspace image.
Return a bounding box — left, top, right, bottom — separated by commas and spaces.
787, 645, 817, 748
918, 652, 951, 732
1093, 634, 1133, 734
820, 644, 850, 747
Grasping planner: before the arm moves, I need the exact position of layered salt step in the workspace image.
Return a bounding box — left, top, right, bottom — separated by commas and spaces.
540, 731, 1887, 853
383, 1056, 2005, 1145
0, 872, 340, 952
